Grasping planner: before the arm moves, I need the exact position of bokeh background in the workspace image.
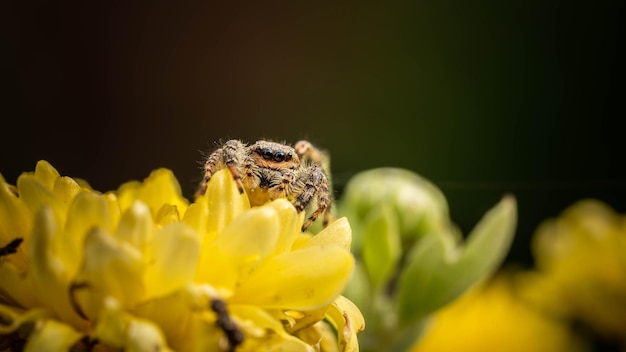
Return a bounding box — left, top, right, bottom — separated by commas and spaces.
2, 1, 625, 266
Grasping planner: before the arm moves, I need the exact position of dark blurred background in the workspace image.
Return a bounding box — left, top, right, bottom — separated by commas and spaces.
1, 1, 625, 265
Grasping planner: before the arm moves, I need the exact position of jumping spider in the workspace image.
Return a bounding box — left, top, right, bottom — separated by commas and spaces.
196, 140, 331, 231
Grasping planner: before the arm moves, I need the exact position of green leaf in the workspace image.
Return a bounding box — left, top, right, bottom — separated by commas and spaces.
396, 196, 516, 326
362, 206, 402, 290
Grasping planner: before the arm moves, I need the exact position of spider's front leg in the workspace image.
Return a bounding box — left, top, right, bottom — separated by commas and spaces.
196, 140, 246, 198
293, 165, 332, 232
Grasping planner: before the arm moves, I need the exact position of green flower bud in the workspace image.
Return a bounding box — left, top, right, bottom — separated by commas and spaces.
340, 168, 517, 351
340, 168, 450, 252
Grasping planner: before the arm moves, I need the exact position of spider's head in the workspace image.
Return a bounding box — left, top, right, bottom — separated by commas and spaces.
251, 141, 300, 169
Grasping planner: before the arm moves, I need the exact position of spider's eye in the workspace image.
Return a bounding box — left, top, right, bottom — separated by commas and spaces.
274, 152, 285, 162
285, 152, 292, 161
262, 149, 273, 160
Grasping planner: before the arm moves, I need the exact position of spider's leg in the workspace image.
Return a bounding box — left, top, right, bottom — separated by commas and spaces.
196, 146, 225, 198
222, 140, 246, 193
322, 199, 332, 227
295, 165, 331, 231
294, 140, 327, 166
196, 140, 245, 199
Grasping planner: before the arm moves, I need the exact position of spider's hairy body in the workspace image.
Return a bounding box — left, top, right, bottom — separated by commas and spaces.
196, 140, 331, 231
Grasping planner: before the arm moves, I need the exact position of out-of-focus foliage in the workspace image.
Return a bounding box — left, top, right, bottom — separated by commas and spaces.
406, 199, 626, 351
340, 168, 517, 351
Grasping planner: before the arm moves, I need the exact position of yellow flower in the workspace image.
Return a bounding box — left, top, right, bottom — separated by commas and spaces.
526, 200, 626, 342
0, 160, 363, 351
410, 274, 588, 352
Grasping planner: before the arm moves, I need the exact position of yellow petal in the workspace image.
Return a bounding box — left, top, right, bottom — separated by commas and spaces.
104, 192, 122, 233
17, 174, 66, 226
197, 206, 280, 290
134, 287, 199, 350
283, 306, 329, 333
299, 217, 352, 251
52, 176, 82, 206
27, 206, 85, 329
155, 203, 181, 226
0, 174, 31, 271
61, 191, 114, 275
94, 297, 172, 352
185, 312, 230, 352
335, 296, 365, 334
291, 232, 314, 249
126, 317, 172, 352
239, 330, 315, 352
211, 206, 280, 258
135, 284, 231, 351
230, 305, 285, 333
325, 296, 364, 352
229, 305, 315, 352
23, 319, 82, 352
231, 245, 354, 310
92, 298, 127, 349
297, 321, 340, 352
0, 262, 39, 309
33, 160, 60, 191
115, 200, 155, 253
145, 223, 200, 298
411, 275, 588, 352
73, 177, 93, 191
137, 168, 188, 219
203, 169, 250, 240
0, 304, 51, 335
117, 180, 141, 214
72, 228, 145, 320
265, 199, 303, 255
531, 200, 626, 339
182, 201, 209, 237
